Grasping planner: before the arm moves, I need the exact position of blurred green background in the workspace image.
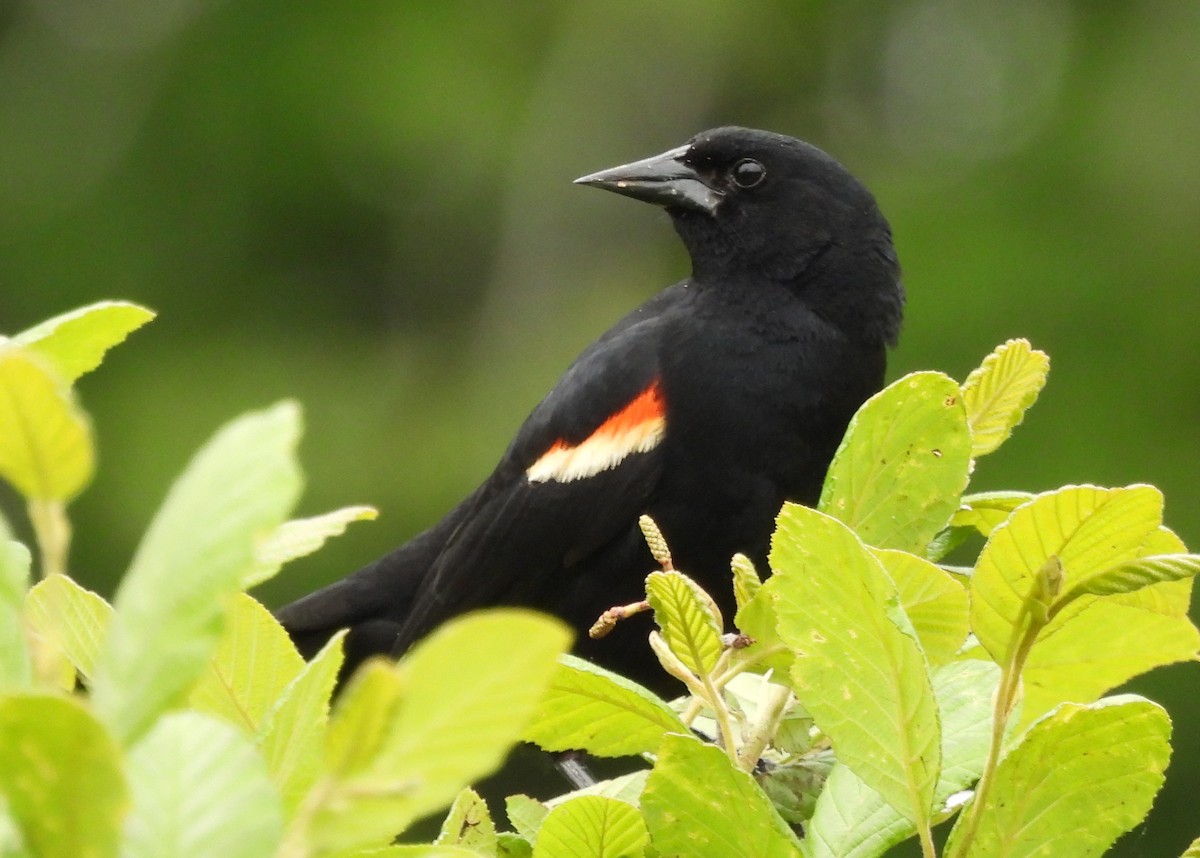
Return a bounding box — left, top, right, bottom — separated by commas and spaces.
1, 0, 1197, 853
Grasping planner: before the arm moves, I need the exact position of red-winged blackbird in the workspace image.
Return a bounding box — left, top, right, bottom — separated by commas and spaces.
278, 127, 903, 691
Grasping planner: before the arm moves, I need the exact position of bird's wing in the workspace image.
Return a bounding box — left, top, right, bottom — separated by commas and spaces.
388, 294, 682, 649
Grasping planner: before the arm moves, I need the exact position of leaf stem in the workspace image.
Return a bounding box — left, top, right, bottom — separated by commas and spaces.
698, 667, 740, 767
919, 822, 938, 858
945, 564, 1051, 858
28, 498, 70, 579
736, 680, 792, 770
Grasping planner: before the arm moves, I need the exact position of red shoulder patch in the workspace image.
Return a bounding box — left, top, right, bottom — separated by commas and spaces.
526, 379, 666, 483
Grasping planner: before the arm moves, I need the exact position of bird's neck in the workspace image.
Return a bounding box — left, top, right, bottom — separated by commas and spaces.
790, 240, 903, 346
691, 242, 904, 348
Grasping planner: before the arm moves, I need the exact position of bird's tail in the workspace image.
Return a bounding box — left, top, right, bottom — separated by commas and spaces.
274, 505, 465, 668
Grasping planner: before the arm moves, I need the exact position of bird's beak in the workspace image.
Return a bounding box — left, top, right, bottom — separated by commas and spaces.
574, 143, 723, 215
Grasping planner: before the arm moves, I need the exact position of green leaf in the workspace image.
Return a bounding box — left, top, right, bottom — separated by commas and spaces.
13, 301, 155, 383
0, 347, 94, 500
642, 734, 801, 858
960, 339, 1049, 458
0, 693, 128, 858
506, 795, 550, 843
533, 796, 648, 858
950, 491, 1035, 537
522, 654, 686, 757
819, 371, 971, 553
768, 504, 940, 827
731, 553, 762, 616
91, 401, 303, 745
436, 788, 497, 854
259, 630, 346, 813
946, 695, 1170, 858
734, 571, 793, 678
123, 711, 283, 858
187, 592, 305, 731
1019, 575, 1199, 726
324, 848, 483, 857
23, 572, 112, 684
310, 610, 571, 852
0, 536, 32, 690
500, 832, 535, 858
324, 659, 405, 777
1060, 553, 1200, 602
244, 505, 378, 589
982, 514, 1197, 728
545, 771, 649, 809
874, 549, 968, 666
806, 660, 999, 858
755, 753, 834, 824
1182, 835, 1200, 858
969, 484, 1163, 665
645, 570, 723, 676
968, 489, 1193, 724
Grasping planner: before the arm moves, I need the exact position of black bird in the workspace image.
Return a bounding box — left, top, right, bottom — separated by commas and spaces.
278, 127, 903, 691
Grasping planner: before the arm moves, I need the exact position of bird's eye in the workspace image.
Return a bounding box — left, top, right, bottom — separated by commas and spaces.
730, 158, 766, 189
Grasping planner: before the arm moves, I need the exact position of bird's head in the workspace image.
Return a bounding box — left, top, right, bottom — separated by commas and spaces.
576, 127, 903, 345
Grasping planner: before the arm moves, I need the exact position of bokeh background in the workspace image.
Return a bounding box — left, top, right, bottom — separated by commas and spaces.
1, 1, 1197, 853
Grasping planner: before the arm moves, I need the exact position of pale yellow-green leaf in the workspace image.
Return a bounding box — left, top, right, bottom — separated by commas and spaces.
310, 610, 570, 852
23, 572, 113, 683
1061, 553, 1200, 602
92, 401, 303, 745
0, 693, 128, 858
769, 504, 940, 828
731, 552, 762, 616
1016, 526, 1198, 724
947, 696, 1170, 858
188, 592, 305, 731
734, 563, 794, 677
875, 549, 968, 666
642, 734, 801, 858
244, 505, 378, 589
969, 484, 1163, 664
259, 630, 345, 813
544, 770, 649, 809
0, 535, 32, 690
950, 491, 1035, 537
436, 788, 497, 854
522, 653, 686, 757
323, 847, 484, 857
533, 796, 648, 858
506, 795, 549, 843
0, 348, 94, 500
645, 570, 723, 676
14, 300, 155, 383
1182, 835, 1200, 858
324, 658, 404, 777
123, 711, 283, 858
806, 660, 1000, 858
960, 339, 1049, 458
819, 371, 971, 554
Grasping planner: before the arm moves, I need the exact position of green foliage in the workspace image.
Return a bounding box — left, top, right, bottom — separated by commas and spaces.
512, 338, 1198, 858
0, 306, 571, 858
0, 347, 94, 501
945, 696, 1170, 858
533, 795, 648, 858
0, 309, 1195, 857
769, 507, 941, 833
122, 711, 283, 858
0, 693, 127, 858
818, 370, 972, 555
642, 734, 802, 857
522, 655, 686, 757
